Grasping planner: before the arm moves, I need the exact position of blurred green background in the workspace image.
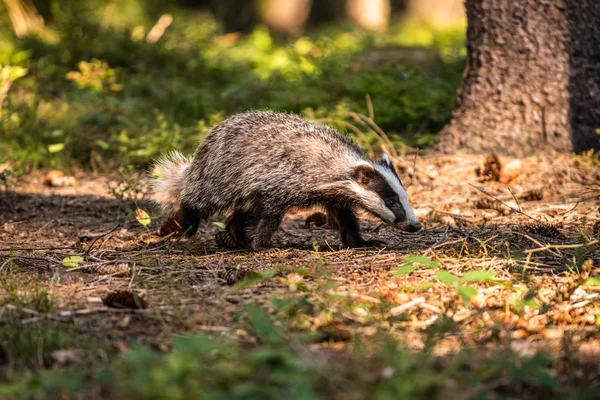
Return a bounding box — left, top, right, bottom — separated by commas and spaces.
0, 0, 466, 171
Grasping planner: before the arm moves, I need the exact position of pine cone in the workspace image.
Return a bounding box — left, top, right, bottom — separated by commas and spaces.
215, 230, 236, 249
517, 222, 565, 239
305, 212, 328, 229
103, 290, 147, 309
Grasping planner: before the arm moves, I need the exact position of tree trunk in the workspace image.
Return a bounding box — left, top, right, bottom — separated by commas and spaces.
346, 0, 391, 31
434, 0, 600, 156
261, 0, 313, 34
4, 0, 44, 37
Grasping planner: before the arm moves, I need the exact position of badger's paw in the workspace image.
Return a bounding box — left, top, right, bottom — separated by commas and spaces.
343, 238, 386, 249
361, 239, 386, 248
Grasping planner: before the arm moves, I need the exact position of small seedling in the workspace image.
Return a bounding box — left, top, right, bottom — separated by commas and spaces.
233, 270, 276, 291
393, 255, 439, 277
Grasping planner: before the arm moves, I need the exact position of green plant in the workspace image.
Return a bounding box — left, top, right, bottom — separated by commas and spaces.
0, 161, 23, 193
0, 4, 464, 170
0, 270, 54, 313
0, 65, 27, 110
393, 255, 440, 277
107, 165, 148, 203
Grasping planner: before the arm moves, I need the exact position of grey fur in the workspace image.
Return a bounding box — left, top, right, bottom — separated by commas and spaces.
150, 111, 421, 250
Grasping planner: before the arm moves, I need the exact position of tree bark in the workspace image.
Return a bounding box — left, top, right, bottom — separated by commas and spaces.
434, 0, 600, 156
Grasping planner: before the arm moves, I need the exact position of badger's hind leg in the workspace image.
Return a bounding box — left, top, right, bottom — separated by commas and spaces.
223, 210, 255, 249
327, 206, 384, 248
251, 213, 284, 250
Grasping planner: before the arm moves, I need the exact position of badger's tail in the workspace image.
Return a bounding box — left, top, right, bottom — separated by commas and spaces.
149, 151, 192, 212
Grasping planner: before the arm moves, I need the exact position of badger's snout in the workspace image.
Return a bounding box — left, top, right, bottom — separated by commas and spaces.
404, 221, 422, 232
396, 220, 421, 233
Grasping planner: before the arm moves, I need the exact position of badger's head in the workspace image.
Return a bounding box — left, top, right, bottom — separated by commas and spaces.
351, 154, 421, 233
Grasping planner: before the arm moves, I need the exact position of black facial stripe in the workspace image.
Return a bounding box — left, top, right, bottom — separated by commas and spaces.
369, 170, 407, 221
368, 171, 398, 201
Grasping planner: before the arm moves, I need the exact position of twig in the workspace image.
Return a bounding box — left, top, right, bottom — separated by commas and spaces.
389, 297, 425, 316
84, 223, 121, 256
2, 304, 65, 323
365, 93, 374, 120
523, 239, 598, 255
405, 150, 419, 189
507, 187, 522, 213
85, 254, 135, 265
33, 219, 54, 234
348, 112, 398, 158
0, 246, 75, 252
468, 183, 540, 223
507, 231, 562, 257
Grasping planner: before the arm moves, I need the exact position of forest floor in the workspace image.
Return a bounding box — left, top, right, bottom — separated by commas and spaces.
1, 153, 599, 398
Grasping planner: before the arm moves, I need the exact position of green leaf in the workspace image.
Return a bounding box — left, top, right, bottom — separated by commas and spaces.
48, 143, 65, 153
135, 208, 151, 226
95, 140, 110, 150
172, 334, 214, 356
461, 270, 497, 283
213, 221, 226, 230
455, 284, 477, 305
435, 270, 459, 284
63, 256, 84, 267
403, 255, 439, 268
312, 241, 319, 252
393, 264, 418, 277
583, 277, 600, 286
246, 303, 283, 343
234, 270, 276, 290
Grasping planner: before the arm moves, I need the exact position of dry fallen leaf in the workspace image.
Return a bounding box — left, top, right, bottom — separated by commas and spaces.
499, 159, 523, 183
51, 349, 84, 366
476, 153, 522, 183
3, 223, 15, 233
115, 315, 132, 329
477, 153, 502, 181
44, 170, 76, 187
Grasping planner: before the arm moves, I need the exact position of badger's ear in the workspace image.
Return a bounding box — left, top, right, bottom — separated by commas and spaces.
381, 153, 392, 167
354, 163, 376, 187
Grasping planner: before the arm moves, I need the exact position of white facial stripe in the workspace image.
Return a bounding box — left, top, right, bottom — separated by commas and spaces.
373, 164, 419, 225
354, 160, 373, 169
381, 153, 391, 166
346, 181, 395, 223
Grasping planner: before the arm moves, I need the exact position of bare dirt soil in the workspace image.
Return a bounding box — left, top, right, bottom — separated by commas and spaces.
1, 153, 599, 395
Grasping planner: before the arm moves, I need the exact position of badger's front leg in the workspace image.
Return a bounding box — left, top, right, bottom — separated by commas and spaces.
178, 204, 210, 236
251, 213, 284, 250
327, 206, 384, 248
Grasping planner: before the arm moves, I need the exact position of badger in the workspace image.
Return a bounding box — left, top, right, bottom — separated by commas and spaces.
150, 111, 421, 250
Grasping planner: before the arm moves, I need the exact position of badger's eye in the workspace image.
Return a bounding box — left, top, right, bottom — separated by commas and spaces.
385, 199, 396, 207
